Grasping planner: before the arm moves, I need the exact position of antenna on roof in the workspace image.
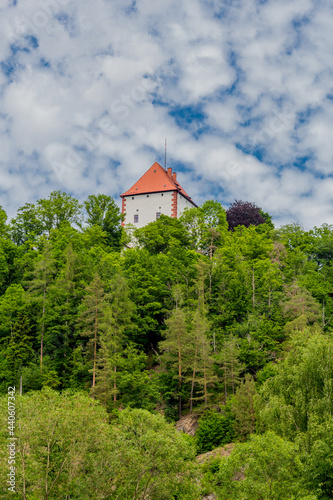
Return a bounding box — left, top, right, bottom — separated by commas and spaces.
164, 138, 167, 170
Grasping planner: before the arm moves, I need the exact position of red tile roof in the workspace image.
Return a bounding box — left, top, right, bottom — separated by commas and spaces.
120, 162, 197, 205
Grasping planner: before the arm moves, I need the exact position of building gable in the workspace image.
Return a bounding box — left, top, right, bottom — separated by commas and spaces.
120, 162, 196, 205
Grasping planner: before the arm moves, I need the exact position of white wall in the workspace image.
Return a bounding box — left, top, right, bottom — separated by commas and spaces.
177, 193, 196, 216
123, 191, 173, 228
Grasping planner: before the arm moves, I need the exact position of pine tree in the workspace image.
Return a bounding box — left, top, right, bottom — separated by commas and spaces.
216, 336, 245, 401
93, 274, 134, 406
188, 261, 217, 410
231, 373, 257, 440
28, 242, 56, 373
77, 273, 105, 392
160, 286, 192, 418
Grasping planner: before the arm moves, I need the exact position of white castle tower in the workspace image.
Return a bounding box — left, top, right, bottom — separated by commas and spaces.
120, 162, 197, 228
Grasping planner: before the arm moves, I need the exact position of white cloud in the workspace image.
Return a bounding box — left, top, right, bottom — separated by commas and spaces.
0, 0, 333, 227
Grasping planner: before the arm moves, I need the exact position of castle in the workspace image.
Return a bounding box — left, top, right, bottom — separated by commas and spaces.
120, 162, 197, 228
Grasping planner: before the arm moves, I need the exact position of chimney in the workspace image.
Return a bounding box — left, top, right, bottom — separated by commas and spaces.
167, 167, 172, 177
172, 171, 177, 181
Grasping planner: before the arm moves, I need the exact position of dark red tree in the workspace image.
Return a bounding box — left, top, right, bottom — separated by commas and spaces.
226, 200, 266, 231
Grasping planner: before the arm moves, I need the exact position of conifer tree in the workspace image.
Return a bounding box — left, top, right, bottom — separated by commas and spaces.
231, 373, 257, 440
7, 310, 34, 394
77, 273, 105, 392
188, 262, 216, 410
28, 242, 56, 373
216, 336, 245, 401
47, 243, 77, 386
93, 274, 134, 405
160, 286, 192, 418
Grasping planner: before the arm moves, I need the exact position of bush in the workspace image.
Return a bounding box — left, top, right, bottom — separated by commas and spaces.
196, 409, 234, 454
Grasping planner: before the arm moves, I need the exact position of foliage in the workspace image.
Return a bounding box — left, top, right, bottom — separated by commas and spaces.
196, 408, 234, 454
0, 390, 200, 499
215, 431, 313, 500
230, 373, 257, 440
226, 199, 267, 231
2, 192, 333, 497
257, 331, 333, 440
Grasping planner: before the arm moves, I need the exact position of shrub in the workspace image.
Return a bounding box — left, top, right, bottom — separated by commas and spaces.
196, 409, 234, 454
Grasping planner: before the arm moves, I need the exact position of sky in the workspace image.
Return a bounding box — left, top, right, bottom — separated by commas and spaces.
1, 0, 333, 228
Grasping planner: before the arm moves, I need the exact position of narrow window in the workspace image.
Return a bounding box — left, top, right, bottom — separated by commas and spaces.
146, 194, 149, 198
161, 193, 163, 196
134, 214, 139, 223
132, 197, 134, 200
156, 212, 161, 220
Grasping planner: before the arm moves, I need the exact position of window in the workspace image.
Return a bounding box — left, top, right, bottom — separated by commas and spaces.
161, 193, 163, 196
132, 197, 134, 200
134, 214, 139, 223
146, 194, 149, 198
156, 212, 161, 220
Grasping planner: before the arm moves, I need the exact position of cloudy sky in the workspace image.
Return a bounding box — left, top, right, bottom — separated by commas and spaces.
1, 0, 333, 228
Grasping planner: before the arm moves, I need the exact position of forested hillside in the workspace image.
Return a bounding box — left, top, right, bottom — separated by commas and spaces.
1, 191, 333, 499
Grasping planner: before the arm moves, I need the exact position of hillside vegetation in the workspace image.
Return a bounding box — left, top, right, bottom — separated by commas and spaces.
0, 192, 333, 498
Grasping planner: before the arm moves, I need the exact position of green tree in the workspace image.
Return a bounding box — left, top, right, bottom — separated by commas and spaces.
28, 242, 56, 373
135, 215, 189, 254
159, 287, 192, 418
196, 409, 234, 454
93, 274, 135, 405
301, 417, 333, 499
77, 273, 106, 391
0, 388, 115, 499
109, 408, 200, 499
84, 194, 123, 249
215, 336, 245, 401
9, 202, 44, 245
230, 373, 257, 440
216, 431, 311, 500
282, 281, 322, 333
180, 200, 228, 256
36, 190, 83, 233
257, 331, 333, 440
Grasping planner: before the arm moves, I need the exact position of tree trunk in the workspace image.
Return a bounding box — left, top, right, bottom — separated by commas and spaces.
252, 267, 255, 309
40, 283, 46, 373
92, 295, 98, 392
190, 337, 198, 413
178, 336, 182, 419
113, 365, 117, 403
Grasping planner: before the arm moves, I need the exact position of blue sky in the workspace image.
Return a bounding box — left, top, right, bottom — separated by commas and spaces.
1, 0, 333, 227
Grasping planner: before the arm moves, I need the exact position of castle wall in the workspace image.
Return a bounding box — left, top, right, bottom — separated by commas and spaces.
123, 191, 174, 228
177, 192, 196, 216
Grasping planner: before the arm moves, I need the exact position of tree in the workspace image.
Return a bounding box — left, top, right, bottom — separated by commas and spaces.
109, 408, 200, 499
135, 215, 189, 254
36, 191, 83, 233
196, 409, 234, 454
215, 336, 245, 401
159, 287, 192, 418
282, 281, 321, 333
188, 261, 217, 410
230, 373, 257, 440
0, 206, 8, 238
28, 242, 56, 373
93, 274, 135, 406
0, 284, 36, 393
257, 331, 333, 440
9, 202, 44, 245
77, 273, 106, 391
84, 194, 123, 249
0, 388, 115, 500
226, 200, 266, 231
180, 200, 228, 256
216, 432, 311, 500
301, 417, 333, 499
